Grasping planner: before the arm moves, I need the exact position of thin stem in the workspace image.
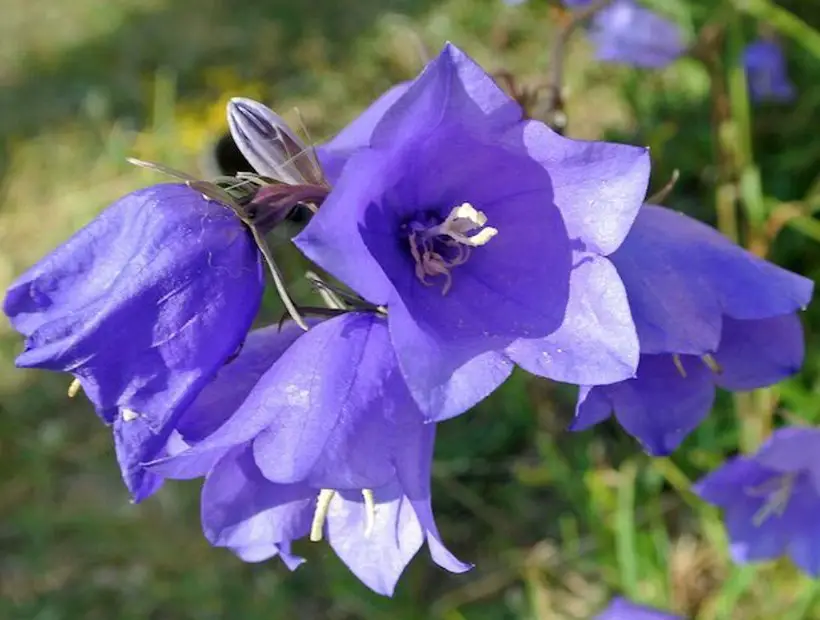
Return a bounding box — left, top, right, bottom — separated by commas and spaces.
542, 0, 612, 131
250, 225, 308, 331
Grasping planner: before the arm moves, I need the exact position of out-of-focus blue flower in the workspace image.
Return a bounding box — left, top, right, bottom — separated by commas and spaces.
595, 596, 683, 619
149, 313, 470, 596
296, 43, 649, 421
589, 0, 686, 68
695, 427, 820, 576
744, 39, 796, 103
572, 205, 813, 454
3, 183, 265, 498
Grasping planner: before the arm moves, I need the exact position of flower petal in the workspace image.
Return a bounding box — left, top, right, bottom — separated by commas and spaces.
714, 315, 805, 391
252, 313, 415, 488
570, 385, 615, 431
592, 354, 716, 455
328, 483, 424, 597
517, 121, 650, 255
370, 42, 521, 149
5, 184, 264, 433
693, 457, 772, 507
201, 446, 313, 549
507, 253, 638, 385
113, 413, 166, 501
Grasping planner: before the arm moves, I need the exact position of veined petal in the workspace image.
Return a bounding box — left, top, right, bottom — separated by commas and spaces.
328, 483, 424, 597
252, 313, 416, 488
507, 253, 638, 385
517, 121, 650, 255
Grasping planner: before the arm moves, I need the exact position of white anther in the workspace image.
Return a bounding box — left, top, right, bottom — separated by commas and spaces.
310, 489, 336, 542
362, 489, 376, 538
747, 472, 797, 527
430, 202, 498, 248
67, 379, 82, 398
121, 409, 140, 422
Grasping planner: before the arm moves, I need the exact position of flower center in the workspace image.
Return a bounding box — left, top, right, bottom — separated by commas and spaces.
406, 202, 497, 295
746, 471, 798, 527
309, 488, 377, 542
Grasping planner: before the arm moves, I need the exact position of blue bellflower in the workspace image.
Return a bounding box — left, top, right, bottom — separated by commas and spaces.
296, 43, 649, 421
3, 184, 265, 497
149, 314, 469, 595
744, 39, 796, 104
589, 0, 686, 68
695, 427, 820, 577
572, 205, 813, 454
595, 596, 683, 619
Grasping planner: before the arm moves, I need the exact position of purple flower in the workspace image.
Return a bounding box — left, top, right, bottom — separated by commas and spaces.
298, 43, 649, 420
589, 0, 686, 68
744, 39, 796, 103
695, 427, 820, 576
149, 312, 469, 595
595, 596, 682, 619
572, 205, 813, 454
3, 183, 265, 496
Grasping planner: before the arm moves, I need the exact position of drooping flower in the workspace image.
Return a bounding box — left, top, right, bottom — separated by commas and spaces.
595, 596, 683, 619
294, 43, 649, 420
694, 427, 820, 576
588, 0, 686, 68
572, 205, 813, 454
3, 183, 265, 496
744, 39, 796, 104
149, 312, 470, 595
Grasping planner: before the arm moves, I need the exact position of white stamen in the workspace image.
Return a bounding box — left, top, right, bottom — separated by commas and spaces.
701, 353, 723, 375
432, 202, 498, 248
121, 408, 140, 422
310, 489, 336, 542
672, 354, 687, 378
747, 472, 797, 527
68, 379, 82, 398
362, 489, 376, 538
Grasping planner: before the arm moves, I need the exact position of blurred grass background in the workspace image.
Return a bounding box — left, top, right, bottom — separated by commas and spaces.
1, 0, 819, 618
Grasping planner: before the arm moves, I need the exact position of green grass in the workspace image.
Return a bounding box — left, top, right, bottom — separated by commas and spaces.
1, 1, 820, 618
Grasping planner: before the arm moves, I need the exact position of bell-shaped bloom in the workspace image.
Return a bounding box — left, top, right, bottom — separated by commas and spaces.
572, 205, 813, 454
588, 0, 686, 68
595, 597, 682, 619
744, 40, 796, 104
695, 427, 820, 576
148, 312, 470, 595
3, 183, 265, 494
295, 43, 649, 420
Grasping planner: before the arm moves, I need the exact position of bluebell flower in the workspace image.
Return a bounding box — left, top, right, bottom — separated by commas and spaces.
572, 205, 813, 454
294, 43, 649, 420
589, 0, 686, 68
149, 313, 469, 595
595, 596, 683, 619
695, 427, 820, 576
744, 39, 796, 103
3, 183, 265, 497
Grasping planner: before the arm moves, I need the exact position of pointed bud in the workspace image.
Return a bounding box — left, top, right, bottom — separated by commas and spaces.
227, 98, 325, 186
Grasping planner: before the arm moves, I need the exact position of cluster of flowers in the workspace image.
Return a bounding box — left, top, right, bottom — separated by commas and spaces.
507, 0, 796, 102
3, 39, 813, 612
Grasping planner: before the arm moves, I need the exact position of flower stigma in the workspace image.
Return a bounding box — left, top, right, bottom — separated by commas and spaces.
121, 408, 140, 422
407, 202, 497, 295
746, 471, 798, 527
672, 354, 687, 378
362, 489, 376, 538
701, 353, 723, 375
310, 489, 336, 542
67, 378, 82, 398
